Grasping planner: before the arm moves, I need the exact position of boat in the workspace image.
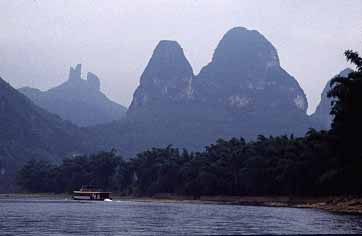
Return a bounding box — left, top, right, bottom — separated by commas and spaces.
73, 186, 112, 201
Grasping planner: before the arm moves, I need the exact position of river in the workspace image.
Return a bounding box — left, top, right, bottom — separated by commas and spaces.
1, 198, 362, 235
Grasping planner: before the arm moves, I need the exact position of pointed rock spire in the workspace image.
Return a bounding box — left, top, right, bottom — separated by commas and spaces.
68, 64, 82, 81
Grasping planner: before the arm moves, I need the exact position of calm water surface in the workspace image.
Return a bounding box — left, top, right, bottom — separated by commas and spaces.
1, 198, 362, 235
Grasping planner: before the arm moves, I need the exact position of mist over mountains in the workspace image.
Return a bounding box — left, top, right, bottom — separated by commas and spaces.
19, 64, 127, 127
0, 26, 343, 191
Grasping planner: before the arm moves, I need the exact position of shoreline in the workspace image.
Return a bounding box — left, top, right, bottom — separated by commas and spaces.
1, 193, 362, 214
122, 195, 362, 214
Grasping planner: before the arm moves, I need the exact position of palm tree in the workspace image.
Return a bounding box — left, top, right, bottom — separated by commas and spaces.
327, 48, 362, 158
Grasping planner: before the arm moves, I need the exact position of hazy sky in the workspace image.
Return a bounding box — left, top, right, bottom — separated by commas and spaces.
0, 0, 361, 113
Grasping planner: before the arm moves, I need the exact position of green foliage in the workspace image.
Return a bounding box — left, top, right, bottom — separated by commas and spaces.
328, 49, 362, 158
15, 130, 362, 196
17, 151, 122, 193
16, 160, 57, 193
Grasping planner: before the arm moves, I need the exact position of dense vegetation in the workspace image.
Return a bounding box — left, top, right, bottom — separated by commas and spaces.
17, 48, 362, 197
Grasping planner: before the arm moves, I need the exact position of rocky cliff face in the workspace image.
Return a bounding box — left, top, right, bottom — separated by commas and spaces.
117, 27, 313, 155
19, 64, 126, 127
191, 27, 310, 137
311, 68, 353, 129
128, 41, 194, 115
0, 76, 95, 192
194, 27, 307, 112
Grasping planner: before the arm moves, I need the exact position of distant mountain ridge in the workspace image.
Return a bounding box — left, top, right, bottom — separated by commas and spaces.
0, 76, 96, 192
19, 64, 126, 127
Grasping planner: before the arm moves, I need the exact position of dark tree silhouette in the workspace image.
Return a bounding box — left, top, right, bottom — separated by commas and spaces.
328, 49, 362, 159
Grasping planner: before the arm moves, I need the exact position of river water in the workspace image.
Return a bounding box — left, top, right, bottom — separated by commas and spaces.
1, 198, 362, 235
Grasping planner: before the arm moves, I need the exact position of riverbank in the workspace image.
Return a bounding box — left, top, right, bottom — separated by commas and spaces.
1, 193, 362, 214
0, 193, 71, 199
119, 195, 362, 214
205, 196, 362, 214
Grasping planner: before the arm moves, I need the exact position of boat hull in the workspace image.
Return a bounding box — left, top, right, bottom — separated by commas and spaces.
72, 195, 93, 200
73, 190, 112, 201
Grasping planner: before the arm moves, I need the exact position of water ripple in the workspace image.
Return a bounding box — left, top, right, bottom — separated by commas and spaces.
1, 199, 362, 235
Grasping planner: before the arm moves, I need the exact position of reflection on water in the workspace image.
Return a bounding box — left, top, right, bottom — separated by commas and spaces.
1, 198, 362, 235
